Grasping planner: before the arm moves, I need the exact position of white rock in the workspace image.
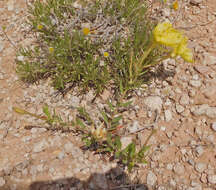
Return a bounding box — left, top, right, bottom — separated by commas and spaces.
191, 104, 209, 116
189, 80, 202, 88
33, 139, 48, 153
195, 146, 204, 157
71, 96, 80, 107
64, 142, 75, 153
190, 0, 203, 5
128, 121, 140, 133
179, 94, 190, 105
17, 55, 24, 61
173, 163, 184, 174
176, 104, 185, 113
0, 42, 4, 53
195, 162, 206, 173
0, 177, 5, 187
146, 171, 157, 186
206, 107, 216, 119
211, 122, 216, 131
7, 0, 14, 11
207, 175, 216, 184
164, 110, 172, 122
203, 53, 216, 65
144, 96, 163, 113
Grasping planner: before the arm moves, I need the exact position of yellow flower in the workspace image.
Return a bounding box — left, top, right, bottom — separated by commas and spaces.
173, 0, 179, 11
153, 22, 193, 62
174, 43, 193, 62
37, 24, 43, 30
91, 125, 107, 140
103, 52, 109, 58
82, 27, 90, 35
49, 47, 54, 54
153, 22, 183, 46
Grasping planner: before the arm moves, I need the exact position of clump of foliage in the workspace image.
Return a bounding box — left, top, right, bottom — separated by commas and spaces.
13, 101, 155, 172
15, 0, 163, 96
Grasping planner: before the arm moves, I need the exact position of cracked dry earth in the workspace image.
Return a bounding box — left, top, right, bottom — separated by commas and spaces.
0, 0, 216, 190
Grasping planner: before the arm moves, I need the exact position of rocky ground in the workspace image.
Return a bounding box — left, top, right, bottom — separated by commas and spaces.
0, 0, 216, 190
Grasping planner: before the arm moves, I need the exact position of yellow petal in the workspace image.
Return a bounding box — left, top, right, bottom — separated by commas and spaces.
173, 1, 179, 11
83, 27, 90, 35
103, 52, 109, 58
37, 24, 43, 30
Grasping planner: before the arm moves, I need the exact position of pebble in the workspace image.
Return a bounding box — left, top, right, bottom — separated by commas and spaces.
71, 96, 80, 107
0, 42, 4, 53
144, 96, 163, 113
128, 121, 140, 133
176, 104, 185, 113
17, 55, 24, 61
0, 177, 5, 187
146, 171, 157, 186
190, 0, 203, 5
179, 94, 190, 105
189, 80, 202, 88
33, 139, 48, 153
194, 162, 206, 173
164, 110, 172, 122
192, 104, 216, 118
173, 163, 185, 175
203, 53, 216, 65
7, 0, 14, 11
207, 175, 216, 184
195, 146, 204, 157
211, 122, 216, 131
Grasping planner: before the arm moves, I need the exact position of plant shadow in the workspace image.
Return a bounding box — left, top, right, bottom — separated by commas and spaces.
27, 167, 149, 190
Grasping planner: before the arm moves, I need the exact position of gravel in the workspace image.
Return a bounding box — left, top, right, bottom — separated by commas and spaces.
33, 139, 48, 153
146, 171, 157, 186
173, 163, 185, 175
211, 122, 216, 131
144, 96, 163, 113
194, 162, 207, 173
207, 175, 216, 184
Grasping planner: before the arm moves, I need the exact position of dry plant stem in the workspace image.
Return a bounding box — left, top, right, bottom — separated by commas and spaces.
2, 29, 18, 50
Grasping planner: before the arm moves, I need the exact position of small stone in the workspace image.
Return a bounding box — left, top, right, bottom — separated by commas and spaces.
195, 162, 206, 173
164, 110, 172, 122
166, 163, 173, 170
189, 89, 196, 97
57, 151, 65, 160
195, 146, 204, 157
191, 104, 209, 116
173, 163, 185, 174
33, 139, 48, 153
176, 104, 185, 113
189, 80, 202, 88
7, 0, 14, 11
146, 171, 157, 186
0, 42, 4, 53
17, 55, 24, 62
202, 86, 216, 99
71, 96, 80, 107
0, 177, 5, 187
128, 121, 140, 133
144, 96, 163, 113
207, 175, 216, 184
179, 94, 190, 105
203, 53, 216, 65
211, 122, 216, 131
190, 0, 203, 5
206, 107, 216, 119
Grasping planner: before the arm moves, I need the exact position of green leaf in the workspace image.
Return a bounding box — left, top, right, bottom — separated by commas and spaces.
100, 110, 109, 127
76, 118, 86, 129
111, 115, 122, 125
107, 101, 115, 111
118, 101, 133, 108
43, 105, 51, 120
114, 136, 122, 150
